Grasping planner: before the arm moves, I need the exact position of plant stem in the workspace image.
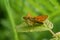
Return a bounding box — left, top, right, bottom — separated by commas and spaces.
49, 29, 55, 36
49, 29, 58, 38
4, 0, 19, 40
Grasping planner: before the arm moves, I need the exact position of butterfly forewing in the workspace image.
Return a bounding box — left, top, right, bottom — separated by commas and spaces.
34, 15, 48, 23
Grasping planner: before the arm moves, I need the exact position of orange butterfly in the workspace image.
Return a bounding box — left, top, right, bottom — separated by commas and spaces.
23, 13, 48, 25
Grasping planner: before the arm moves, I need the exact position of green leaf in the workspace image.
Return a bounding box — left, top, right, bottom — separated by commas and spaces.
16, 19, 53, 32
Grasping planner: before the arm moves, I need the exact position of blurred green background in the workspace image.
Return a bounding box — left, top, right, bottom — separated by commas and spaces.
0, 0, 60, 40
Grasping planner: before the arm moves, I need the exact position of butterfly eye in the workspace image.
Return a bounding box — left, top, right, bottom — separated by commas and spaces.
23, 16, 31, 20
23, 17, 26, 19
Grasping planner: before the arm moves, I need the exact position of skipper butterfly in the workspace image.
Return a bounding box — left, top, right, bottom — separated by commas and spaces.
23, 13, 48, 25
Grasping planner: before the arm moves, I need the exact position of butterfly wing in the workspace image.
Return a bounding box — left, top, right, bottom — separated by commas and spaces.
34, 15, 48, 23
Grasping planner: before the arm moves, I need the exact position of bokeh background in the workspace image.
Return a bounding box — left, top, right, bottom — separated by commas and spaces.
0, 0, 60, 40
